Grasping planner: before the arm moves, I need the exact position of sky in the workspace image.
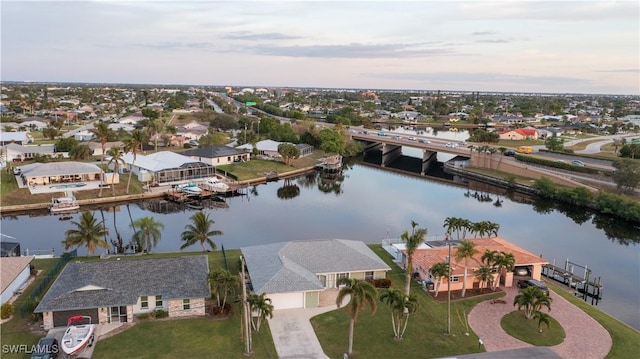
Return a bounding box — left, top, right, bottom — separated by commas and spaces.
1, 0, 639, 95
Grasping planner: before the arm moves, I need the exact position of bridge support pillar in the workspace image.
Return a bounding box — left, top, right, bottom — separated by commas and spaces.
421, 150, 437, 174
381, 143, 402, 167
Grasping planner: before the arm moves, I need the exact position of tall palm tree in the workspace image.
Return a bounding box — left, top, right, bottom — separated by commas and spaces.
475, 265, 493, 289
455, 239, 478, 297
336, 278, 377, 355
209, 269, 238, 309
130, 216, 164, 253
90, 121, 113, 197
401, 224, 427, 296
62, 211, 109, 257
513, 286, 552, 319
429, 262, 450, 297
106, 146, 125, 196
443, 217, 462, 240
492, 252, 515, 291
123, 129, 146, 194
180, 211, 222, 252
247, 293, 274, 332
379, 288, 419, 340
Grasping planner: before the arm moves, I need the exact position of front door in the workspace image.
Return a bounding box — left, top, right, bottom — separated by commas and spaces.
110, 306, 128, 323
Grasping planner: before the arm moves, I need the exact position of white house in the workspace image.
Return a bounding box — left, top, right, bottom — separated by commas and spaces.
236, 139, 283, 158
1, 256, 35, 305
73, 130, 95, 142
181, 146, 249, 166
119, 151, 216, 185
0, 131, 33, 146
241, 239, 391, 310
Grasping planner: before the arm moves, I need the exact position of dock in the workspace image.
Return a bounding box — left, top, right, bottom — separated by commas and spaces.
542, 258, 603, 304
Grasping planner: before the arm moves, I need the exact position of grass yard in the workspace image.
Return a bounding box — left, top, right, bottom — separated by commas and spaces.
218, 153, 326, 181
93, 312, 277, 359
545, 282, 640, 359
500, 310, 565, 346
311, 245, 504, 358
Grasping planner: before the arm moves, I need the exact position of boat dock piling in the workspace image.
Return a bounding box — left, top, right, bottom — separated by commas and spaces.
542, 258, 603, 305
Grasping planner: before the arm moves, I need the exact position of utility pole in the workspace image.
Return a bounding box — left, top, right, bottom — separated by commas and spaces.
447, 242, 452, 335
240, 256, 252, 355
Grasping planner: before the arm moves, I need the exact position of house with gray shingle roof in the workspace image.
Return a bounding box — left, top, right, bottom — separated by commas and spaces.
241, 239, 390, 310
35, 256, 210, 329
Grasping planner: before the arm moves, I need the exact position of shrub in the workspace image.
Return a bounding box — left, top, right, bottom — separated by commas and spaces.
153, 309, 168, 319
137, 313, 150, 320
1, 303, 14, 319
366, 278, 392, 288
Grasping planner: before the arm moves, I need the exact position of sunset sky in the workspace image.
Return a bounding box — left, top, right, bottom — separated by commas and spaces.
2, 0, 639, 94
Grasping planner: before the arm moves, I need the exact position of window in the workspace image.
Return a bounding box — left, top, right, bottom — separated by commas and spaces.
449, 276, 459, 283
365, 271, 374, 280
183, 299, 190, 310
336, 272, 349, 287
155, 295, 163, 308
317, 275, 327, 287
141, 296, 148, 309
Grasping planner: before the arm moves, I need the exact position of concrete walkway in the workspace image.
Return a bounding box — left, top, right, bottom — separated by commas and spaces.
268, 305, 337, 359
468, 286, 612, 359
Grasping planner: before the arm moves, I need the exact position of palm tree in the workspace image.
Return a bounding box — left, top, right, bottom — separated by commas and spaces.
443, 217, 463, 240
513, 286, 552, 319
534, 311, 552, 333
455, 239, 478, 297
247, 293, 274, 332
401, 224, 427, 295
487, 222, 500, 238
90, 122, 113, 197
180, 211, 222, 252
492, 252, 515, 290
336, 278, 378, 355
62, 211, 109, 256
209, 269, 238, 309
130, 216, 164, 253
429, 262, 449, 297
379, 288, 419, 340
123, 129, 146, 194
106, 146, 125, 196
475, 265, 493, 290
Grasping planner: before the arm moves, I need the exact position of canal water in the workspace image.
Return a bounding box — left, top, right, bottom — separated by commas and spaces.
1, 158, 638, 330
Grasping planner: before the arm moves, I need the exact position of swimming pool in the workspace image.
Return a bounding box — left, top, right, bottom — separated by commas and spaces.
49, 183, 87, 189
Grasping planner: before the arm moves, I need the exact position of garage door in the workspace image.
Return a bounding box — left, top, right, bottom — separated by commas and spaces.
269, 292, 304, 310
53, 309, 99, 328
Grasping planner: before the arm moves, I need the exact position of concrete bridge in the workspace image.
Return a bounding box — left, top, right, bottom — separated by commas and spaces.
351, 131, 471, 174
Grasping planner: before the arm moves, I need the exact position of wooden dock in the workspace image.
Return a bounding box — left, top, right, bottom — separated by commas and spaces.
542, 259, 603, 304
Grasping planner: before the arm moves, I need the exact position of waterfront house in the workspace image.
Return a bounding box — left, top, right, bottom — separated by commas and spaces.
1, 256, 34, 305
17, 161, 103, 186
35, 256, 210, 330
181, 145, 249, 166
120, 150, 216, 185
408, 237, 548, 293
241, 239, 391, 310
236, 139, 283, 158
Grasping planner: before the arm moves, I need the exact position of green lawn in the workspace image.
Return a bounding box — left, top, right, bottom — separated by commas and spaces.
500, 310, 565, 346
546, 282, 640, 359
311, 245, 504, 358
218, 154, 325, 181
93, 312, 277, 359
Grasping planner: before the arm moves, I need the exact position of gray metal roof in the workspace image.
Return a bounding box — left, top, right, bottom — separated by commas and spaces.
182, 145, 245, 158
18, 161, 102, 177
241, 239, 390, 294
35, 256, 210, 312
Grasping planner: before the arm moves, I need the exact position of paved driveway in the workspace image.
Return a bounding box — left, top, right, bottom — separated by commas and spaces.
268, 305, 336, 359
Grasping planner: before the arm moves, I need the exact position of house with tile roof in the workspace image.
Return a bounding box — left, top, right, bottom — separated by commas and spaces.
241, 239, 391, 310
35, 256, 210, 330
497, 128, 539, 141
409, 237, 548, 293
181, 145, 249, 166
1, 256, 34, 305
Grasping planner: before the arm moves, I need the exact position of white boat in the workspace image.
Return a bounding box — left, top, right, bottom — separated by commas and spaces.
61, 315, 95, 356
176, 183, 202, 195
203, 177, 229, 192
49, 190, 80, 213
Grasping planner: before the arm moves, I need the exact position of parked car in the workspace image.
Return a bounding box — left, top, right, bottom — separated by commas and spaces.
571, 160, 586, 166
504, 149, 516, 156
517, 279, 550, 296
31, 337, 59, 359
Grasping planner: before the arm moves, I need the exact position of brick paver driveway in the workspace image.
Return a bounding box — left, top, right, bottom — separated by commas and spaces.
468, 287, 612, 359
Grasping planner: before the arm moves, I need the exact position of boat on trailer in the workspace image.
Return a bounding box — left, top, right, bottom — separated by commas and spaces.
61, 315, 95, 356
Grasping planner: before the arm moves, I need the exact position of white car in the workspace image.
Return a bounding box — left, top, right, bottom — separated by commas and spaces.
445, 142, 458, 148
407, 137, 416, 141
